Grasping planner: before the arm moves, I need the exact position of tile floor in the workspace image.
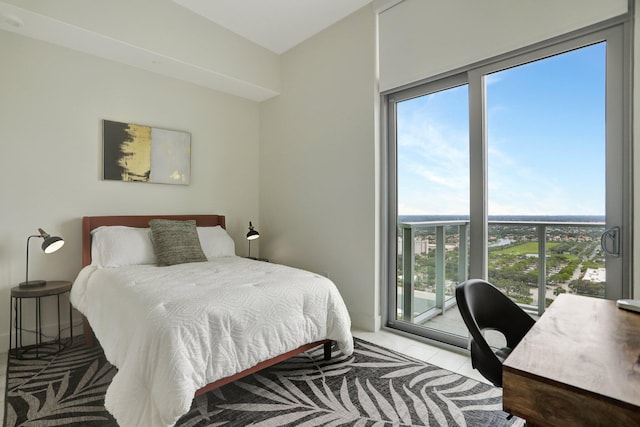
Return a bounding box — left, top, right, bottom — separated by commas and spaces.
0, 329, 487, 423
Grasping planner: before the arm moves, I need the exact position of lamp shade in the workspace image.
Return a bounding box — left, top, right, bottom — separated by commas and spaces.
42, 235, 64, 253
246, 222, 260, 240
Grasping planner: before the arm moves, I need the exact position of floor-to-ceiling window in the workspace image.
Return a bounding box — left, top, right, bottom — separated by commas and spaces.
385, 25, 631, 348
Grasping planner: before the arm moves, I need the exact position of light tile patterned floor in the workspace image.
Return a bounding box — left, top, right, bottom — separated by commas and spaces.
351, 328, 489, 385
0, 329, 486, 423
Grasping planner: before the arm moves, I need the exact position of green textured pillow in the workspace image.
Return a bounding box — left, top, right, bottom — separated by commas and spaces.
149, 219, 207, 266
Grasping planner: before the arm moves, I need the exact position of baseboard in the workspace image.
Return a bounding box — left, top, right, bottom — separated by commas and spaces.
1, 318, 84, 354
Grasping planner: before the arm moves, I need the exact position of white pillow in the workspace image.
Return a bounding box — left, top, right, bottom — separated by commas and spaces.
91, 226, 157, 267
197, 226, 236, 259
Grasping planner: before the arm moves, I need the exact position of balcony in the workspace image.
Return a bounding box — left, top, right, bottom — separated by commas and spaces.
397, 219, 606, 334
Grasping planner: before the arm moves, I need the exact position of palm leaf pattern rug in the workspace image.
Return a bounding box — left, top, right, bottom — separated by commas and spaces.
4, 337, 523, 426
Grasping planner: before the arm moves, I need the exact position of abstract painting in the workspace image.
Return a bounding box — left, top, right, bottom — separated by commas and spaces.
103, 120, 191, 185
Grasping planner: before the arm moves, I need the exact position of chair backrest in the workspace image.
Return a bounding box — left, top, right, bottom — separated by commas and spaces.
456, 279, 535, 386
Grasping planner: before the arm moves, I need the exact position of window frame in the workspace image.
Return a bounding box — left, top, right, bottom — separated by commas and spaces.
383, 21, 632, 345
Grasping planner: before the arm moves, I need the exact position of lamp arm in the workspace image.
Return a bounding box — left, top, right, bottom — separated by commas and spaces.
25, 234, 42, 285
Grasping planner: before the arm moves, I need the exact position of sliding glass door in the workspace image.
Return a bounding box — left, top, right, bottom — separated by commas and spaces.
386, 25, 630, 347
484, 42, 608, 310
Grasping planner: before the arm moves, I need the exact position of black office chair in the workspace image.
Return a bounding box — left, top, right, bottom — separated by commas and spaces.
456, 279, 535, 387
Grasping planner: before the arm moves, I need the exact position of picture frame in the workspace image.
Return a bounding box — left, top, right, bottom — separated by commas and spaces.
103, 119, 191, 185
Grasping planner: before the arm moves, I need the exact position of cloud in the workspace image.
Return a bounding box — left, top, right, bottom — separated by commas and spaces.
396, 105, 603, 216
396, 96, 471, 215
484, 73, 503, 86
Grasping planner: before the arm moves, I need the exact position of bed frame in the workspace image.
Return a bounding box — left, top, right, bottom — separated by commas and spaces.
80, 214, 332, 397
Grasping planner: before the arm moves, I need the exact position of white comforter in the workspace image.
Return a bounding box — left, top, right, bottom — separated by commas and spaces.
71, 256, 353, 427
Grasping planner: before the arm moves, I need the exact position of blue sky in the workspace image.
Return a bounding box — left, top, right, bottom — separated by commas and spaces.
397, 42, 606, 216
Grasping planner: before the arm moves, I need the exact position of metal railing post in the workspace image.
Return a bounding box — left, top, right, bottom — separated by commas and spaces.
402, 225, 415, 321
537, 225, 547, 316
435, 225, 445, 313
458, 224, 468, 284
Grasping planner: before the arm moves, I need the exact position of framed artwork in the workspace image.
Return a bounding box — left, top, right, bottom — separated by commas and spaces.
103, 119, 191, 185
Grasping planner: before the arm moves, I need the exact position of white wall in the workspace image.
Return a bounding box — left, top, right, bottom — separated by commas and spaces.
0, 31, 261, 351
379, 0, 628, 91
260, 5, 379, 330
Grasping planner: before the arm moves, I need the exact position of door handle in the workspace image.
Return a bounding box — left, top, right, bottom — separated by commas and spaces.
601, 226, 620, 257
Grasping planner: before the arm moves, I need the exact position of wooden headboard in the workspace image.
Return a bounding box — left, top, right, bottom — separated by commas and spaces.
82, 214, 226, 267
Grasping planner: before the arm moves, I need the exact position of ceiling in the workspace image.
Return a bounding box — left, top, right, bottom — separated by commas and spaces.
173, 0, 374, 54
0, 0, 391, 101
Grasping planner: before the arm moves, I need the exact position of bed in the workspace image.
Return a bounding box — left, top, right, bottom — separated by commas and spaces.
71, 214, 353, 427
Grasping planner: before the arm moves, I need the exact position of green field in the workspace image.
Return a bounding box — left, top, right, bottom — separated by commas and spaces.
491, 241, 561, 256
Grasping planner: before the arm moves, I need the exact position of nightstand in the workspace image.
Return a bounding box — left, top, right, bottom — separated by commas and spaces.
9, 280, 73, 359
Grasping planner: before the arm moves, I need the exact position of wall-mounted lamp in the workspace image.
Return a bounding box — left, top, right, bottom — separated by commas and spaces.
20, 228, 64, 288
246, 221, 259, 258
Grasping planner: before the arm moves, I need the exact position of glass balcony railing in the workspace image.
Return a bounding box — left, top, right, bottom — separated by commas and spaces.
397, 220, 606, 325
398, 221, 468, 324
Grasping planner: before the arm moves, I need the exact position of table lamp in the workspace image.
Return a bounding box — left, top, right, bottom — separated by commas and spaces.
246, 221, 259, 258
20, 228, 65, 288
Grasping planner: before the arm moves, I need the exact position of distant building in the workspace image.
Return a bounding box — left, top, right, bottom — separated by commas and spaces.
397, 237, 432, 255
415, 238, 429, 255
583, 268, 606, 283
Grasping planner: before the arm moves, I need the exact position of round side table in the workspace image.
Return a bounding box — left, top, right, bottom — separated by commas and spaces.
9, 280, 73, 359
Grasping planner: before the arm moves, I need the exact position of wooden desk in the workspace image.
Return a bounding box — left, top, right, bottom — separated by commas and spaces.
503, 294, 640, 426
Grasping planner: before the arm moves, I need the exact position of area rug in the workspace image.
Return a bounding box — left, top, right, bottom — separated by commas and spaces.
4, 337, 523, 426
